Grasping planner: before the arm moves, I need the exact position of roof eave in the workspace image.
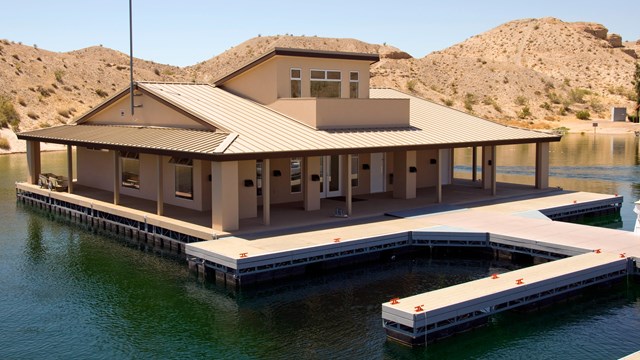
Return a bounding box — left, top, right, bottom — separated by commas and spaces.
213, 47, 380, 86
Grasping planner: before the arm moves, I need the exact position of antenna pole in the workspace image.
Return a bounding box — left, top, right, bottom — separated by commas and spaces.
129, 0, 134, 116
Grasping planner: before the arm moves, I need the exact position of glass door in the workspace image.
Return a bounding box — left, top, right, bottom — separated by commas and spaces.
319, 155, 342, 198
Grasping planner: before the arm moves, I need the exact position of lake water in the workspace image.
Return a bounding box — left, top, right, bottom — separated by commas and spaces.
1, 134, 639, 359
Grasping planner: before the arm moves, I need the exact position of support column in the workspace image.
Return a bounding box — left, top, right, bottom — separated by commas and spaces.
262, 159, 271, 226
304, 156, 321, 211
535, 142, 550, 189
342, 154, 353, 216
449, 148, 455, 182
393, 150, 417, 199
26, 140, 41, 185
113, 150, 120, 205
238, 160, 257, 219
67, 145, 73, 193
482, 145, 496, 195
212, 161, 239, 232
156, 155, 164, 216
436, 149, 444, 203
472, 146, 477, 182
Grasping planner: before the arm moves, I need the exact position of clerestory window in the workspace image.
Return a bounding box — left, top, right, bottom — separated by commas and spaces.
310, 69, 341, 98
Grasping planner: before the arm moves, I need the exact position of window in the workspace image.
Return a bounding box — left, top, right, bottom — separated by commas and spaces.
349, 71, 359, 98
290, 68, 301, 98
310, 69, 341, 98
120, 152, 139, 189
351, 155, 359, 187
171, 157, 193, 200
290, 157, 302, 193
256, 160, 263, 196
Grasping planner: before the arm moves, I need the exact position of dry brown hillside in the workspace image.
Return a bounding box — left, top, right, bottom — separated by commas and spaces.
0, 39, 185, 132
184, 35, 411, 83
371, 17, 638, 130
2, 17, 639, 152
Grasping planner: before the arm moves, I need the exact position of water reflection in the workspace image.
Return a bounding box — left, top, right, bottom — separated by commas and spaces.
25, 215, 46, 262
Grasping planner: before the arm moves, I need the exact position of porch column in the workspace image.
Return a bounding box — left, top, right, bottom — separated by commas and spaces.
482, 145, 497, 195
156, 155, 164, 216
341, 154, 353, 216
449, 148, 455, 182
393, 150, 417, 199
67, 145, 73, 193
238, 160, 257, 219
212, 161, 239, 232
304, 156, 321, 211
262, 159, 271, 226
535, 142, 550, 189
436, 149, 444, 203
26, 141, 41, 185
472, 146, 478, 182
113, 150, 120, 205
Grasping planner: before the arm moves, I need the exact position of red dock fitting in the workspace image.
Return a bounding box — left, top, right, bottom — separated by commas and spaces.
516, 278, 524, 285
333, 238, 341, 243
390, 298, 400, 305
491, 273, 499, 279
620, 253, 626, 258
594, 249, 601, 254
414, 305, 424, 312
239, 252, 248, 258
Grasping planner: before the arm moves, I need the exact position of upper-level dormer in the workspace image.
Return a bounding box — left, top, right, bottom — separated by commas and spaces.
214, 48, 410, 129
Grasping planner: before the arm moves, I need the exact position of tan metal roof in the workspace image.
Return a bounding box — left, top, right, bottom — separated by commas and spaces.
18, 124, 231, 157
138, 83, 559, 157
20, 83, 560, 159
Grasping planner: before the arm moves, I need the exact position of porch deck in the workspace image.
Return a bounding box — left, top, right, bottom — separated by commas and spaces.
38, 179, 576, 238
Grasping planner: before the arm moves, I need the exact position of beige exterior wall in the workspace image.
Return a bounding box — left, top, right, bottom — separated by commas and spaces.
77, 147, 207, 211
86, 93, 210, 130
353, 153, 370, 196
222, 56, 372, 105
268, 157, 305, 204
386, 151, 395, 193
238, 160, 258, 219
269, 98, 409, 129
416, 149, 439, 188
222, 59, 278, 104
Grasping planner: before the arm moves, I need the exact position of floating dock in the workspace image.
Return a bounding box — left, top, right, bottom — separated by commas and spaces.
381, 251, 630, 346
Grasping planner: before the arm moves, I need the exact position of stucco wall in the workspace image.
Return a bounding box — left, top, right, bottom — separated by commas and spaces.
76, 147, 114, 191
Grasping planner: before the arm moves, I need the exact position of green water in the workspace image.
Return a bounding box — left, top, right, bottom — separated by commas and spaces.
1, 134, 640, 359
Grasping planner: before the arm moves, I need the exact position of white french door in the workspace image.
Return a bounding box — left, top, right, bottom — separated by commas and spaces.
319, 155, 342, 198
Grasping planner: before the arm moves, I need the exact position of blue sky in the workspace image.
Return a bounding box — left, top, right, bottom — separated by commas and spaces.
2, 0, 639, 67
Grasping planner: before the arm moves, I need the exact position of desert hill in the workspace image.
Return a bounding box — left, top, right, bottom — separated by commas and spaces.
0, 39, 184, 131
1, 17, 639, 152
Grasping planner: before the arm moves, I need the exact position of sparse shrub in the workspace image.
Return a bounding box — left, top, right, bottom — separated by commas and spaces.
563, 78, 571, 86
558, 107, 567, 116
11, 54, 19, 60
576, 110, 590, 120
17, 98, 26, 107
514, 95, 528, 106
95, 89, 109, 98
154, 68, 160, 76
589, 98, 604, 113
0, 135, 10, 150
0, 96, 20, 129
57, 108, 71, 118
54, 69, 65, 83
406, 79, 417, 92
116, 65, 127, 71
27, 111, 39, 120
441, 98, 454, 106
569, 88, 590, 104
553, 126, 570, 135
464, 93, 477, 111
517, 106, 531, 119
540, 102, 551, 110
62, 86, 72, 92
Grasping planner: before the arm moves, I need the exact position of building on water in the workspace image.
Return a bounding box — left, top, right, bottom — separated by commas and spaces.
17, 47, 560, 234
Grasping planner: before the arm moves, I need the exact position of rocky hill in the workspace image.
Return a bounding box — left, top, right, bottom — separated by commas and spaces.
1, 17, 639, 152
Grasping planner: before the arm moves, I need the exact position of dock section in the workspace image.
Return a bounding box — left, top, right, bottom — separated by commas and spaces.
381, 252, 629, 346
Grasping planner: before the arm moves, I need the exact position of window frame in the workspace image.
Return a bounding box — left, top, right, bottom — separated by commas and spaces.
290, 157, 302, 194
290, 68, 302, 98
310, 69, 342, 98
349, 71, 359, 99
170, 157, 194, 200
120, 151, 140, 189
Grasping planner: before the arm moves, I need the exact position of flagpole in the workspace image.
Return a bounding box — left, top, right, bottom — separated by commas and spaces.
129, 0, 134, 116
